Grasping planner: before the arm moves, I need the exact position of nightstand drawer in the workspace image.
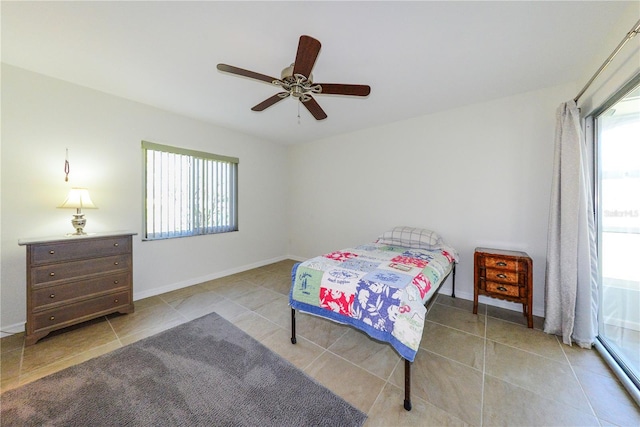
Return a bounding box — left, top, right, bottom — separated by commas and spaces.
486, 281, 520, 297
483, 256, 520, 271
485, 268, 519, 284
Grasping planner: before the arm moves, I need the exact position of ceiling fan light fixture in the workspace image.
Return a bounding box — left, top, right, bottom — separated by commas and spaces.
291, 85, 304, 98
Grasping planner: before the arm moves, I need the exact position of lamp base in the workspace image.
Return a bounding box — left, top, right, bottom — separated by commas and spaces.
69, 213, 87, 235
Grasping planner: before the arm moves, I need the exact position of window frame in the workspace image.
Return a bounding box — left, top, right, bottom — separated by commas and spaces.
142, 141, 239, 241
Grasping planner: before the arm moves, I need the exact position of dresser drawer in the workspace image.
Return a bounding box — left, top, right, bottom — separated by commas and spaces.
483, 256, 521, 271
30, 236, 131, 265
32, 291, 131, 332
32, 255, 131, 286
485, 281, 521, 297
32, 272, 130, 310
484, 268, 520, 284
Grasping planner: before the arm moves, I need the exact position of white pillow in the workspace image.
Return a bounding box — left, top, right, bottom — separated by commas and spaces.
375, 226, 444, 249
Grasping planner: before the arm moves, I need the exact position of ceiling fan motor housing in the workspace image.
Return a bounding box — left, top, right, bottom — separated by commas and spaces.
278, 64, 319, 100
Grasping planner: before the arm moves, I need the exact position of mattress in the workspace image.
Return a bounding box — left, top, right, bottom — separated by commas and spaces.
289, 242, 456, 361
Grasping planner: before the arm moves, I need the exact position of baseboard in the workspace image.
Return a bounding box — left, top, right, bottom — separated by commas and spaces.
437, 286, 545, 318
2, 255, 547, 337
0, 255, 290, 338
133, 255, 290, 301
0, 322, 26, 338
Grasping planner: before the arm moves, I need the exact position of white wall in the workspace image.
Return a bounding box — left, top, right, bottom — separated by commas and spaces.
2, 6, 637, 331
286, 5, 640, 318
288, 82, 578, 317
1, 64, 289, 332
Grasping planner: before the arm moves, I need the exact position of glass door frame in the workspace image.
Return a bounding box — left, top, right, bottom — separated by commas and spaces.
587, 72, 640, 402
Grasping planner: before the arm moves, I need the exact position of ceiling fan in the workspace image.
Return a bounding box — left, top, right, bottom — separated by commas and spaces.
217, 35, 371, 120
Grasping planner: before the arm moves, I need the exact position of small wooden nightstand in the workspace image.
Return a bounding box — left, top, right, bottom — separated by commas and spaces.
473, 247, 533, 328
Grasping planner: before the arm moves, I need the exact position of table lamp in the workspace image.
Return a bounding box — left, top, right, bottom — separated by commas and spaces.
58, 188, 98, 235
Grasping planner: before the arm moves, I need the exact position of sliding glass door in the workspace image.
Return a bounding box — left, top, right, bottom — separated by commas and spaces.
594, 78, 640, 389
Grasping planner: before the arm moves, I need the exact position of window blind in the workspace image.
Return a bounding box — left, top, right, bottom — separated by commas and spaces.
142, 141, 238, 240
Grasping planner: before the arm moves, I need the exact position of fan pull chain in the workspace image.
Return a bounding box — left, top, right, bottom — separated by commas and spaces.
64, 148, 70, 182
297, 101, 301, 124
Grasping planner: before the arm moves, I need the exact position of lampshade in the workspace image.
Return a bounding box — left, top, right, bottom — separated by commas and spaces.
58, 188, 98, 236
58, 188, 98, 209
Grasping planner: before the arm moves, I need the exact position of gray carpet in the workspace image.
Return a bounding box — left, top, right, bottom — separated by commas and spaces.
1, 312, 367, 426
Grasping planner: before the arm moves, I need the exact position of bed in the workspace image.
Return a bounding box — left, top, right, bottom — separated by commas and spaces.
288, 226, 458, 411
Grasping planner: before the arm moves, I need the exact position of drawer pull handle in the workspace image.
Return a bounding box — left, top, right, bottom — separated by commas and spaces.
114, 280, 119, 284
497, 286, 508, 292
49, 316, 55, 321
49, 250, 55, 255
114, 262, 119, 265
114, 243, 119, 247
49, 272, 55, 277
49, 294, 55, 299
497, 273, 507, 279
497, 261, 507, 267
114, 299, 119, 303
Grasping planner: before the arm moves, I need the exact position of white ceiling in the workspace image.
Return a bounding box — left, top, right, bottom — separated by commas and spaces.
1, 1, 633, 144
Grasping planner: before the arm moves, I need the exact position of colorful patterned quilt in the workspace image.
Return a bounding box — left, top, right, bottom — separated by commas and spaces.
289, 243, 456, 362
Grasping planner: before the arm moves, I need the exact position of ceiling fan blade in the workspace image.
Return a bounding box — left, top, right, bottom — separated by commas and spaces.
292, 35, 321, 78
301, 96, 327, 120
251, 92, 290, 111
217, 64, 278, 84
316, 83, 371, 97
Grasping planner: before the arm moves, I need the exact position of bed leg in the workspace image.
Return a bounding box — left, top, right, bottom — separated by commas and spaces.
451, 263, 457, 298
404, 359, 412, 411
290, 308, 297, 344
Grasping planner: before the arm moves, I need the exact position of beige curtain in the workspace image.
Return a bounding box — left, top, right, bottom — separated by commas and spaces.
544, 100, 599, 347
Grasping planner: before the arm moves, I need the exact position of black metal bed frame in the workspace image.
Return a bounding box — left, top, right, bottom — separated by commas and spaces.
290, 263, 456, 411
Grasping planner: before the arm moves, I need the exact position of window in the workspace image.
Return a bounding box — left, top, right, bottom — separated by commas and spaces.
591, 74, 640, 391
142, 141, 238, 240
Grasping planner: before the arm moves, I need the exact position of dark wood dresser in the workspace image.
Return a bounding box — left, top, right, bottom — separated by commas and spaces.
473, 247, 533, 328
19, 232, 136, 345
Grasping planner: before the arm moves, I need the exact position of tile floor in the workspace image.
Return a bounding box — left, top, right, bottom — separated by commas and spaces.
2, 260, 639, 426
